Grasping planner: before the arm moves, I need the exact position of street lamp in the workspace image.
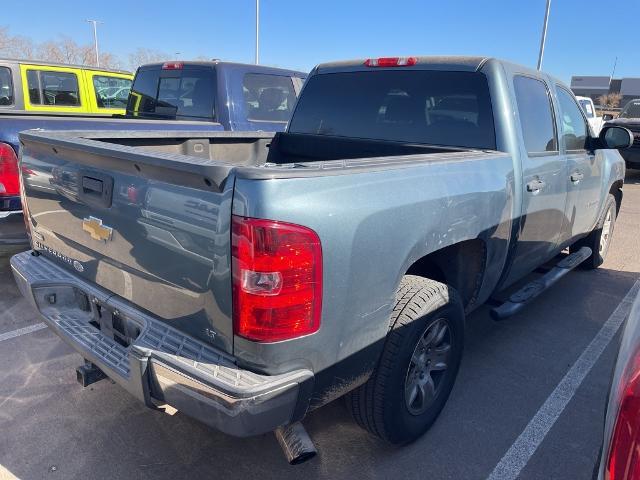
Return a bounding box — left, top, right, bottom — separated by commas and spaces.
86, 19, 102, 67
255, 0, 259, 64
536, 0, 551, 70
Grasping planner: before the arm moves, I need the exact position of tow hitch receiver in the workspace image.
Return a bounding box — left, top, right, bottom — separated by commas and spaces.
76, 360, 107, 387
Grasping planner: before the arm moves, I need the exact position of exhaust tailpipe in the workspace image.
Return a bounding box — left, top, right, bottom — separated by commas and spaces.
274, 422, 317, 465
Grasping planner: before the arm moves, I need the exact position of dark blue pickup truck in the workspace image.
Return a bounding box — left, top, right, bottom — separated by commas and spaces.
0, 61, 306, 248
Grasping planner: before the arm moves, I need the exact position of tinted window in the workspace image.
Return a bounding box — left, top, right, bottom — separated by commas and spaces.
26, 70, 41, 104
620, 100, 640, 119
93, 76, 132, 108
557, 88, 588, 150
513, 76, 557, 155
42, 71, 80, 106
127, 66, 215, 120
0, 67, 13, 106
289, 70, 496, 149
243, 74, 297, 122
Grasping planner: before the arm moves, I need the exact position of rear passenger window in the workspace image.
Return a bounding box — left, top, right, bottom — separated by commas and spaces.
513, 76, 557, 155
0, 67, 13, 106
92, 76, 132, 109
26, 70, 80, 106
557, 88, 589, 150
243, 74, 297, 122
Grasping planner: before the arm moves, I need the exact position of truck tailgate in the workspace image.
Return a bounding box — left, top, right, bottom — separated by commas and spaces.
17, 130, 254, 353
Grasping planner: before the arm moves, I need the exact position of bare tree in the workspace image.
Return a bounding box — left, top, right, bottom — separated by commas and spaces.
128, 48, 169, 70
597, 94, 609, 107
609, 93, 623, 109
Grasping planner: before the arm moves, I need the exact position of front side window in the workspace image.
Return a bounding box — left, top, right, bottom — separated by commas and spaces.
0, 67, 14, 106
27, 70, 80, 106
243, 74, 297, 122
93, 76, 132, 109
513, 75, 557, 155
557, 88, 588, 151
288, 70, 496, 149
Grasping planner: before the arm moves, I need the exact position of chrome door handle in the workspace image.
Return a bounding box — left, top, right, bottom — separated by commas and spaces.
570, 171, 584, 183
526, 179, 546, 193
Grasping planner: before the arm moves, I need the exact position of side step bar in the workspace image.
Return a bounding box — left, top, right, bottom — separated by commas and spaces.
491, 246, 592, 321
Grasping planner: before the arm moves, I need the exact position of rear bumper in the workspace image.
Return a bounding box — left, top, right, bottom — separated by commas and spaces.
0, 210, 29, 246
10, 250, 313, 437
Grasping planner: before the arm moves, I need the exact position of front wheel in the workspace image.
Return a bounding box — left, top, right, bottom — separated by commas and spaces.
346, 276, 465, 444
571, 194, 617, 269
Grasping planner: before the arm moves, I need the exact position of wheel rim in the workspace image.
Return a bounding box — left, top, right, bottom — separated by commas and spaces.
599, 207, 613, 255
404, 318, 452, 416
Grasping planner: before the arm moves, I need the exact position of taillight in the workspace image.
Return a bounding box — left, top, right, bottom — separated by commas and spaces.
0, 142, 19, 197
232, 215, 322, 342
364, 57, 418, 67
162, 61, 183, 70
607, 347, 640, 480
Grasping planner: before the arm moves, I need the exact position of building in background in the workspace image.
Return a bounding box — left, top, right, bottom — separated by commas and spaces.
571, 75, 640, 108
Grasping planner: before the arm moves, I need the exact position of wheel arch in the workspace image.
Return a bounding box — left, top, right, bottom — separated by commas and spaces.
405, 238, 487, 312
609, 179, 623, 215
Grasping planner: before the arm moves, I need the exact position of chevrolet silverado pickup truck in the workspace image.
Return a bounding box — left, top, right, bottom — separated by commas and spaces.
11, 56, 634, 464
0, 61, 306, 249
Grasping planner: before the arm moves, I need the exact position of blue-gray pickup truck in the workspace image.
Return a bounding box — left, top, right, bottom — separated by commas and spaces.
0, 60, 305, 248
10, 56, 634, 463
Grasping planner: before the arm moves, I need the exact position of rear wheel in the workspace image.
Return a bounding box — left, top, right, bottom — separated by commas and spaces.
570, 194, 617, 269
346, 276, 464, 444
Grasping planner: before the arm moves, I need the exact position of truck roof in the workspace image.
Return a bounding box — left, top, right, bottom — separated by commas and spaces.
0, 57, 132, 75
315, 56, 491, 73
138, 60, 307, 77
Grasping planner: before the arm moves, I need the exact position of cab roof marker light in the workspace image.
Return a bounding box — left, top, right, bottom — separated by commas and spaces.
364, 57, 418, 67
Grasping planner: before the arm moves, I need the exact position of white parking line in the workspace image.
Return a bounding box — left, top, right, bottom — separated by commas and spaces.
0, 322, 47, 343
487, 278, 640, 480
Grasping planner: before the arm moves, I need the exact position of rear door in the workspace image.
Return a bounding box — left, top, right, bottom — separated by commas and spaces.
503, 74, 568, 284
556, 86, 601, 242
19, 64, 88, 113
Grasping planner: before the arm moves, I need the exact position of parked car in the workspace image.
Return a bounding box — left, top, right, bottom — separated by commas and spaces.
0, 58, 133, 115
604, 99, 640, 170
11, 56, 633, 464
576, 96, 604, 135
594, 288, 640, 480
0, 61, 307, 249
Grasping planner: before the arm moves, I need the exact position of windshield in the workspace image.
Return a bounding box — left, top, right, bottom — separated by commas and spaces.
620, 100, 640, 119
288, 70, 496, 150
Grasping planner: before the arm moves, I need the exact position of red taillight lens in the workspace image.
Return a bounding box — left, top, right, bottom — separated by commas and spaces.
0, 142, 19, 197
607, 349, 640, 480
232, 215, 322, 342
162, 61, 183, 70
364, 57, 418, 67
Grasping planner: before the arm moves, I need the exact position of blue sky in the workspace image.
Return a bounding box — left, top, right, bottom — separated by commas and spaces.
6, 0, 640, 83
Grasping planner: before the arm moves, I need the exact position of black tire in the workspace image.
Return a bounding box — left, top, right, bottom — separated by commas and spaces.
570, 194, 617, 270
346, 275, 464, 444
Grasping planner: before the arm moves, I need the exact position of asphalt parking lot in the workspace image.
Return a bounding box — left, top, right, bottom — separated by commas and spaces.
1, 170, 639, 480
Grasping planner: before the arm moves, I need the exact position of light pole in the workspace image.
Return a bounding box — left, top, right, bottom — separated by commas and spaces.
86, 19, 102, 67
536, 0, 551, 70
255, 0, 259, 64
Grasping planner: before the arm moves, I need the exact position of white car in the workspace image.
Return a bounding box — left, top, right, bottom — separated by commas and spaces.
576, 96, 604, 135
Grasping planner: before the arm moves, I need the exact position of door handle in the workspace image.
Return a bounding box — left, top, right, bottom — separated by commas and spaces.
570, 171, 584, 183
526, 179, 546, 193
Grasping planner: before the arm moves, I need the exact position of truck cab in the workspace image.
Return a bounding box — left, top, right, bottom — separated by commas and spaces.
125, 61, 307, 132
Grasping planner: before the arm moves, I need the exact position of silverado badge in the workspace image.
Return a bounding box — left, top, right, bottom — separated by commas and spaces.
82, 217, 113, 242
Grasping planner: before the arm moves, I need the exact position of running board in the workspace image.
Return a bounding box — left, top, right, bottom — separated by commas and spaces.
490, 246, 592, 321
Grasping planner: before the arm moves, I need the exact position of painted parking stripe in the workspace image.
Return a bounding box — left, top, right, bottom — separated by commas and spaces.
487, 278, 640, 480
0, 322, 47, 343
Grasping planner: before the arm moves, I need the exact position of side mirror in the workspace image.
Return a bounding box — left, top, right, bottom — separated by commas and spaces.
599, 126, 634, 150
602, 113, 614, 121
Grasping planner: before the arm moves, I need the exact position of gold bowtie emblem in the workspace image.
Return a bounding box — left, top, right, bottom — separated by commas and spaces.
82, 217, 113, 242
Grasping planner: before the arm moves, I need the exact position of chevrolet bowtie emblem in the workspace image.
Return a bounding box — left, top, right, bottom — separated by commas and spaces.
82, 217, 113, 242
